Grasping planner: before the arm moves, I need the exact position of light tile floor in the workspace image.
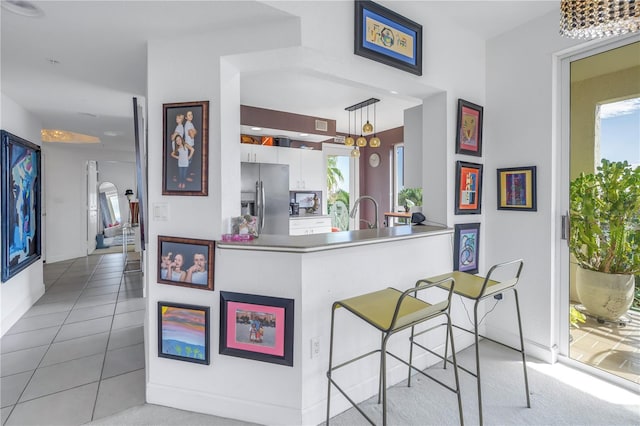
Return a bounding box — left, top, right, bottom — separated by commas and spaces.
1, 253, 145, 425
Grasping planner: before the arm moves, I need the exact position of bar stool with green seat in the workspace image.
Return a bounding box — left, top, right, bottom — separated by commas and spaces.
326, 277, 464, 426
425, 259, 530, 425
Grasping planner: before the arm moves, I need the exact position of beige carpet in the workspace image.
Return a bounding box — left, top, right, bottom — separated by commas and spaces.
86, 341, 640, 425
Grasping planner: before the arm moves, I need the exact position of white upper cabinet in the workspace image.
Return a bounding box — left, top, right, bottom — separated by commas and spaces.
240, 144, 279, 163
278, 147, 324, 191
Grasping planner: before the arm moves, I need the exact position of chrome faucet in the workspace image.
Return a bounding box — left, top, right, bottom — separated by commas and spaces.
349, 195, 379, 229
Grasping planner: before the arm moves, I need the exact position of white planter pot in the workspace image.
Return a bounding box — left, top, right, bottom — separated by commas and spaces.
575, 267, 634, 321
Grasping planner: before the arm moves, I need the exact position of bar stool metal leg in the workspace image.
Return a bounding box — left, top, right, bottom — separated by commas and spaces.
514, 289, 531, 408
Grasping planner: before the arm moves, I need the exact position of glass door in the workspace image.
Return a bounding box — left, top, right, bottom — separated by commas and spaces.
323, 144, 359, 231
563, 39, 640, 385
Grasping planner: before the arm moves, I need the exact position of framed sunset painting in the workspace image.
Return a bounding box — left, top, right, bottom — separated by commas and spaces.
158, 301, 210, 365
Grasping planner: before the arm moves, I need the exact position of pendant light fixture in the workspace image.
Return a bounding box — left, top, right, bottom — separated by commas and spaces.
369, 103, 381, 148
356, 108, 367, 147
362, 104, 374, 133
344, 109, 355, 147
344, 97, 381, 152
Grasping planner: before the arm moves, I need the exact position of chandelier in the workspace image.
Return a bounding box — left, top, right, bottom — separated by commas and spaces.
560, 0, 640, 39
343, 98, 381, 158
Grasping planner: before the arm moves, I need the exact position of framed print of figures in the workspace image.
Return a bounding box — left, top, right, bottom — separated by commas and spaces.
354, 0, 423, 75
162, 101, 209, 196
456, 99, 483, 157
157, 236, 215, 290
219, 291, 294, 367
455, 161, 483, 215
454, 223, 480, 274
497, 166, 537, 211
1, 130, 41, 282
158, 301, 210, 365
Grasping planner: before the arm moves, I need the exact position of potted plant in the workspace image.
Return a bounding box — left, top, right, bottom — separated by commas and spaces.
569, 159, 640, 321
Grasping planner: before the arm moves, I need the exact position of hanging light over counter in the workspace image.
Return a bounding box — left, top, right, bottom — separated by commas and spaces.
344, 98, 381, 156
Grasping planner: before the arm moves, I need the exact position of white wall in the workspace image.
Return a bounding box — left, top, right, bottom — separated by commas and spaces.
145, 0, 488, 420
0, 94, 45, 335
43, 144, 134, 263
484, 11, 583, 360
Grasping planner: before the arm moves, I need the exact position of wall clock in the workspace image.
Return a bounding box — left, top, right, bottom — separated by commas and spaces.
368, 152, 381, 168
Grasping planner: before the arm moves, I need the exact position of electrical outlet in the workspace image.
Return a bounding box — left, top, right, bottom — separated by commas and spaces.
311, 338, 320, 358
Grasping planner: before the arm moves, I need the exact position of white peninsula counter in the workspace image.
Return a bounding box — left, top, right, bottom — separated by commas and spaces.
149, 225, 465, 426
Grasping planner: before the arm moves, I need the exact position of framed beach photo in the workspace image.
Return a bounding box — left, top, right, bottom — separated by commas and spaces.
1, 130, 41, 282
456, 99, 483, 157
454, 223, 480, 274
158, 301, 210, 365
497, 166, 537, 211
354, 0, 423, 76
219, 291, 294, 367
162, 101, 209, 196
455, 161, 483, 215
157, 235, 215, 291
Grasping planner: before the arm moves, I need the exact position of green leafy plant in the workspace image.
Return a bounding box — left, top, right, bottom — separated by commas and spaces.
569, 159, 640, 275
570, 306, 586, 328
398, 187, 423, 208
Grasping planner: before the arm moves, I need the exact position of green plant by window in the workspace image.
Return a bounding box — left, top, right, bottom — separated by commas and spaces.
569, 159, 640, 275
398, 187, 422, 208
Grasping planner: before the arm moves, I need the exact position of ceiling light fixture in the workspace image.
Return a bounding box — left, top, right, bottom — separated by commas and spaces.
1, 0, 44, 17
345, 97, 381, 152
41, 129, 100, 144
251, 127, 262, 131
560, 0, 640, 39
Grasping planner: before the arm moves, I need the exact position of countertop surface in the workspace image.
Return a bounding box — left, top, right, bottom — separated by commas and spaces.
217, 225, 452, 253
289, 214, 331, 220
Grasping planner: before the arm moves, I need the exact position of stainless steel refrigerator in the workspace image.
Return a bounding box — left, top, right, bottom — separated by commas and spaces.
240, 162, 290, 235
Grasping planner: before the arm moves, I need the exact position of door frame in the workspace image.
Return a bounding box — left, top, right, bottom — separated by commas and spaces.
556, 34, 640, 390
323, 143, 360, 230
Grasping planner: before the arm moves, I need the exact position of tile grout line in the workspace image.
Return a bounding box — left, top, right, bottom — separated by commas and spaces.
90, 255, 130, 422
3, 254, 124, 425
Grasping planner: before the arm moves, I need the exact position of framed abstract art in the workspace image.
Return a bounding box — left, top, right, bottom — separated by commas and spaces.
453, 223, 480, 274
497, 166, 537, 211
1, 130, 41, 282
455, 161, 483, 215
354, 0, 423, 75
455, 99, 483, 157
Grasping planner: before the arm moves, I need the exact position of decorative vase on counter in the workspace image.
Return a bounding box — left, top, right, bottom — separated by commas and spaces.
575, 267, 634, 321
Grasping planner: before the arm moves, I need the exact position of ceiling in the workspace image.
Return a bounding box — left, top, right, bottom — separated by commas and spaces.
1, 1, 560, 150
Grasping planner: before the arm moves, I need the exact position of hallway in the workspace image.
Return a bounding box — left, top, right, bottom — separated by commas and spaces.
1, 253, 145, 425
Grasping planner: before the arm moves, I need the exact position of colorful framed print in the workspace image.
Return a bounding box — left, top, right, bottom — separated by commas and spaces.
158, 236, 215, 290
497, 166, 537, 211
162, 101, 209, 196
1, 130, 41, 283
455, 161, 483, 215
455, 99, 483, 157
454, 223, 480, 274
220, 291, 294, 367
354, 0, 423, 76
158, 301, 210, 365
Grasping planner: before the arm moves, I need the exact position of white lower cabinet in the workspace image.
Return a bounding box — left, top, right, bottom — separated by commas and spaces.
289, 216, 332, 236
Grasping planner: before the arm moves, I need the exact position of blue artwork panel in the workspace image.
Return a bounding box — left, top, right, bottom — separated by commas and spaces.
1, 130, 41, 282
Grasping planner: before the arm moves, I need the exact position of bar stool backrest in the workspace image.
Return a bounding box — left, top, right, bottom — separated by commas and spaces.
478, 259, 524, 299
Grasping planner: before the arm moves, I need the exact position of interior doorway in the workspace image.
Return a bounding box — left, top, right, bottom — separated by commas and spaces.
565, 39, 640, 384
